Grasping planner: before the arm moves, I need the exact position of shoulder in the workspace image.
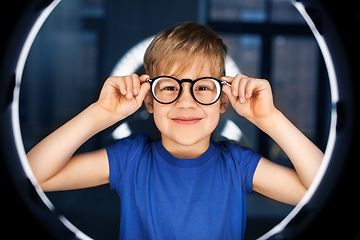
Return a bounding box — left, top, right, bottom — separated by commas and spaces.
106, 134, 153, 169
106, 134, 154, 190
215, 141, 262, 194
107, 134, 152, 153
214, 140, 261, 163
113, 133, 152, 146
214, 141, 262, 177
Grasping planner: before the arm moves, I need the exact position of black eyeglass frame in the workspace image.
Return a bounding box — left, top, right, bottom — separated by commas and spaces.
146, 75, 231, 105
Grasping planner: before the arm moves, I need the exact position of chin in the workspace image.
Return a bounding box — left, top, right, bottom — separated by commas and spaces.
164, 131, 211, 147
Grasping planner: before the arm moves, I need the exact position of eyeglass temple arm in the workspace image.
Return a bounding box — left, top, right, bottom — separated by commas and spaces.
221, 80, 231, 87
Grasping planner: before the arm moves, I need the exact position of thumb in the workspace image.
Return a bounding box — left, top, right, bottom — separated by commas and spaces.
140, 74, 150, 83
222, 85, 237, 106
135, 81, 150, 104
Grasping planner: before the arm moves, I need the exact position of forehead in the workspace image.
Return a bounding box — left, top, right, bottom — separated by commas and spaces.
156, 55, 216, 79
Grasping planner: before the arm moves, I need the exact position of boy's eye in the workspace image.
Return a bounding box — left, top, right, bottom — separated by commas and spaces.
155, 78, 180, 92
194, 79, 217, 92
161, 86, 178, 91
196, 86, 211, 91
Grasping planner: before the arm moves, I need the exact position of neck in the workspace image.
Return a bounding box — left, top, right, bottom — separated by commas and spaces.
161, 134, 210, 159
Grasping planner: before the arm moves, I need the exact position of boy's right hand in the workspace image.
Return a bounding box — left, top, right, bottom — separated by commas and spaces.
27, 73, 150, 191
95, 73, 150, 124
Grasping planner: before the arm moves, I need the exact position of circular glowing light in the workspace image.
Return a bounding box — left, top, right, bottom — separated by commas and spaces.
8, 1, 341, 239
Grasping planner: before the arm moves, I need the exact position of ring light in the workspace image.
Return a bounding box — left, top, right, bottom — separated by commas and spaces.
0, 0, 358, 239
259, 1, 339, 238
10, 1, 92, 239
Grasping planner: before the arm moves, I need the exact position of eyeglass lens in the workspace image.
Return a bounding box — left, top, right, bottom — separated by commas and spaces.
151, 77, 221, 105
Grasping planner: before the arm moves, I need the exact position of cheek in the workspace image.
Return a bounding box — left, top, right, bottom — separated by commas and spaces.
203, 105, 222, 130
152, 103, 169, 131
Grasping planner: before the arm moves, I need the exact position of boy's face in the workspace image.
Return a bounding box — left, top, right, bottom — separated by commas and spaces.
145, 59, 228, 153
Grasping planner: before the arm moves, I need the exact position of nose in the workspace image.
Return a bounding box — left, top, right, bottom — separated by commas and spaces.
176, 83, 197, 109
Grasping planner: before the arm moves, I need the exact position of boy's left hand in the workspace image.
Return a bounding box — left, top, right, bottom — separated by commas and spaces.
222, 74, 276, 125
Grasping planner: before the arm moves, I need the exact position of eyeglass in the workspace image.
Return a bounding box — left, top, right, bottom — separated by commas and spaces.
146, 76, 231, 105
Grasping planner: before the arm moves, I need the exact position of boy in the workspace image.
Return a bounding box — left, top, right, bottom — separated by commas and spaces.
27, 23, 323, 239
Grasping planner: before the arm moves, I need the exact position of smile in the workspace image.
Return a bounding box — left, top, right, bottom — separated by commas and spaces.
171, 117, 203, 125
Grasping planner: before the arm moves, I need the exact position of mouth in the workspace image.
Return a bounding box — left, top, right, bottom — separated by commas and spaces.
171, 116, 203, 125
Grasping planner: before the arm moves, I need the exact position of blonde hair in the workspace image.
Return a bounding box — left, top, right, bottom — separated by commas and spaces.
144, 22, 227, 78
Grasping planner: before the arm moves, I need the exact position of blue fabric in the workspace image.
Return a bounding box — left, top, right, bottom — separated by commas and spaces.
107, 134, 261, 240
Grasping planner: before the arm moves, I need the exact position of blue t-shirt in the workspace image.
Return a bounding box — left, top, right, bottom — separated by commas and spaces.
106, 134, 261, 240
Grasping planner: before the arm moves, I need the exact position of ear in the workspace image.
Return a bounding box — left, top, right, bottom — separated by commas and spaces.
144, 92, 154, 113
220, 93, 229, 113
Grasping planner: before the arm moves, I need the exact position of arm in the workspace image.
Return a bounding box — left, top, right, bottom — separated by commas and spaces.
222, 74, 323, 205
253, 109, 323, 189
27, 74, 150, 191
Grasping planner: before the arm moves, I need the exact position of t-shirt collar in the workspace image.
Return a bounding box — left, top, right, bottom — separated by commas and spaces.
155, 140, 216, 168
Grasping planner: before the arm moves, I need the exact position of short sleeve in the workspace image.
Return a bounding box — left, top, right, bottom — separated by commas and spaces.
106, 134, 150, 192
224, 142, 262, 194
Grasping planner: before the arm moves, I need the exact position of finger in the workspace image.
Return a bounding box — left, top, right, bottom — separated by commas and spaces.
110, 76, 126, 96
233, 75, 244, 98
124, 75, 134, 99
131, 73, 141, 96
244, 78, 258, 100
238, 75, 250, 103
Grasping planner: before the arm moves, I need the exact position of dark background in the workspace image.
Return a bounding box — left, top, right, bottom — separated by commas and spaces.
0, 0, 359, 239
19, 0, 326, 239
